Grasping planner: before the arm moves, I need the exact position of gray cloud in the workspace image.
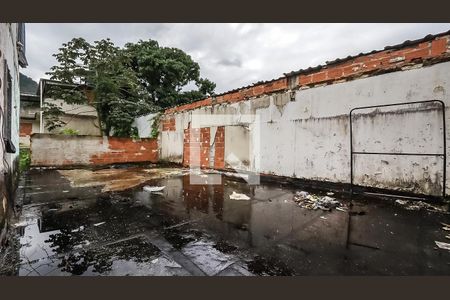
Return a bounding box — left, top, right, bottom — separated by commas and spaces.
217, 57, 242, 67
23, 23, 450, 93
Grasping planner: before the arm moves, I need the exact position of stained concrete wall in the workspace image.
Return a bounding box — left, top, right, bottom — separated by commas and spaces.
161, 61, 450, 196
31, 133, 158, 167
0, 24, 21, 173
224, 126, 250, 170
43, 98, 101, 136
0, 23, 22, 243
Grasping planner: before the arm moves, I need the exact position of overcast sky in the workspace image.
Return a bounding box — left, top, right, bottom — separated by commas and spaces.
24, 23, 450, 93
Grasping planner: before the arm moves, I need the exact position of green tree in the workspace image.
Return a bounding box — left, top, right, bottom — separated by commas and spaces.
46, 37, 215, 137
124, 39, 216, 108
46, 38, 154, 136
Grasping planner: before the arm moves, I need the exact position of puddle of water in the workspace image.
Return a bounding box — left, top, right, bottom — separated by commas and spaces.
13, 169, 450, 275
181, 239, 237, 276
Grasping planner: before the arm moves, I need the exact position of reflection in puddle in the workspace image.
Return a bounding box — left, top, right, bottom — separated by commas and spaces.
11, 169, 450, 275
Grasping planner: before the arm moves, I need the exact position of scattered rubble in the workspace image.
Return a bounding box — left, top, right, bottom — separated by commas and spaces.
71, 225, 85, 233
335, 207, 348, 212
293, 191, 345, 211
441, 222, 450, 231
229, 192, 251, 201
143, 186, 166, 193
435, 241, 450, 251
394, 199, 447, 212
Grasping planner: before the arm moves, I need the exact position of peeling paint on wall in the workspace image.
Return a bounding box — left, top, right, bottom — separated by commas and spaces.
161, 61, 450, 196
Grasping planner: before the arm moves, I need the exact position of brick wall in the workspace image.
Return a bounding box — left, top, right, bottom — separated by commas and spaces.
31, 133, 158, 167
296, 36, 449, 86
19, 122, 32, 137
182, 126, 225, 169
90, 137, 158, 165
164, 33, 450, 115
161, 115, 176, 131
183, 127, 210, 168
214, 127, 225, 169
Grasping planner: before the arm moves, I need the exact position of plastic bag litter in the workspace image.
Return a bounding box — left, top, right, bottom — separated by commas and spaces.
395, 199, 446, 212
293, 191, 343, 211
71, 225, 85, 233
143, 186, 166, 193
229, 191, 251, 201
435, 241, 450, 251
335, 207, 347, 212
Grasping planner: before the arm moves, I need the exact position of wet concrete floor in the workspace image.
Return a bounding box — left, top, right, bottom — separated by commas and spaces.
6, 166, 450, 276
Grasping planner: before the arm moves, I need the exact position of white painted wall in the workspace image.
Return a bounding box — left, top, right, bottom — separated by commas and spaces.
161, 62, 450, 196
132, 113, 158, 138
43, 98, 101, 135
0, 23, 21, 172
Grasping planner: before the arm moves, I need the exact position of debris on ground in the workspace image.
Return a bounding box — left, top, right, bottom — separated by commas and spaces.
435, 241, 450, 251
394, 199, 447, 212
94, 222, 106, 227
71, 225, 85, 233
326, 192, 334, 196
143, 186, 166, 193
229, 191, 251, 201
293, 191, 344, 211
441, 222, 450, 231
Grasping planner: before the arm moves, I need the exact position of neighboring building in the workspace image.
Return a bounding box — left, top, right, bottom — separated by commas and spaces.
1, 23, 27, 244
19, 93, 39, 147
19, 79, 102, 147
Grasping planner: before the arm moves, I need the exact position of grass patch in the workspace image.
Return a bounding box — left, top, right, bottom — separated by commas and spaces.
19, 148, 30, 173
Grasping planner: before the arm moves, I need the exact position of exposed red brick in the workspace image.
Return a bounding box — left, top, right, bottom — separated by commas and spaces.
20, 122, 32, 137
312, 71, 327, 83
161, 116, 176, 131
252, 85, 265, 96
89, 137, 158, 165
404, 47, 430, 61
431, 38, 448, 56
327, 67, 343, 80
215, 95, 225, 104
298, 74, 313, 85
214, 126, 225, 169
165, 35, 450, 113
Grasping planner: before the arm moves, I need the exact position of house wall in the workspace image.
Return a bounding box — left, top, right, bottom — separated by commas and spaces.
19, 119, 39, 148
0, 23, 22, 244
43, 98, 101, 136
160, 34, 450, 197
30, 133, 158, 167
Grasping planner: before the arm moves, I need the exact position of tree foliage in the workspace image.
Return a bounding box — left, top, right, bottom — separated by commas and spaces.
124, 40, 215, 108
46, 37, 215, 137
